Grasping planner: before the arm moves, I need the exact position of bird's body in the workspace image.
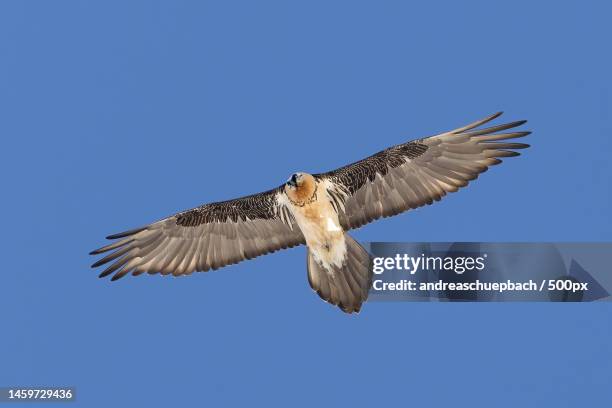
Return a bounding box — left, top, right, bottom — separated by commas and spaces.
283, 174, 347, 270
91, 112, 531, 313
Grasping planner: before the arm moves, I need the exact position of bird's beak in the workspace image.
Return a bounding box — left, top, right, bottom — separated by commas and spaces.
286, 174, 298, 188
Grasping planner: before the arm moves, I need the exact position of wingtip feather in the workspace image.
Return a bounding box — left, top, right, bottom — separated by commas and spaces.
105, 227, 146, 240
91, 259, 104, 268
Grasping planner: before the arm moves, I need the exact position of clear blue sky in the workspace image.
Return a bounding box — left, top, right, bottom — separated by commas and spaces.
1, 1, 611, 406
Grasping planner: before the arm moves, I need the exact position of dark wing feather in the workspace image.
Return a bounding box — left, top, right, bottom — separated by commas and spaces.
90, 186, 304, 280
316, 112, 530, 230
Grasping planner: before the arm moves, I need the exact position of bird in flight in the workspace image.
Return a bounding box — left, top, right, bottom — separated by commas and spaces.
91, 112, 530, 313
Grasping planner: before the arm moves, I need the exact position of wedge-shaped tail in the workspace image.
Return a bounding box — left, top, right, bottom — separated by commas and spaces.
307, 235, 372, 313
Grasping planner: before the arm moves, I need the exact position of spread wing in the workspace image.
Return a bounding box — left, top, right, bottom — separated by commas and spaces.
90, 187, 304, 280
316, 112, 531, 230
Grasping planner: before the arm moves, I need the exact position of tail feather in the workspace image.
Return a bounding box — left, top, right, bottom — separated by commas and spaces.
307, 235, 372, 313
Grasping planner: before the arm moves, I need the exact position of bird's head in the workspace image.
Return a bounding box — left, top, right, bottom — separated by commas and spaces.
284, 172, 317, 205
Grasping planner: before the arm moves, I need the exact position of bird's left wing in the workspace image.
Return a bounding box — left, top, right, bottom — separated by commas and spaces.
90, 186, 304, 280
315, 112, 530, 230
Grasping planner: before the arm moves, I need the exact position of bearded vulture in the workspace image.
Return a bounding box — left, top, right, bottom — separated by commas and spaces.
91, 112, 530, 313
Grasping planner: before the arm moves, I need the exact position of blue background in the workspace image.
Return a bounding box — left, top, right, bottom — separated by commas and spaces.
1, 1, 611, 406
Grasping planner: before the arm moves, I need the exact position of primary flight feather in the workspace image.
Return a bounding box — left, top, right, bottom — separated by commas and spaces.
91, 112, 530, 313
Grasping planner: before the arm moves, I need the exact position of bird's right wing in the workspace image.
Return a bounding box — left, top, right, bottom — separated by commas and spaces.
90, 186, 304, 280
